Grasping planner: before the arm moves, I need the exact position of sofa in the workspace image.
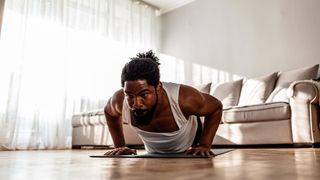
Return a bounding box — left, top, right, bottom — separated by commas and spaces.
72, 64, 320, 148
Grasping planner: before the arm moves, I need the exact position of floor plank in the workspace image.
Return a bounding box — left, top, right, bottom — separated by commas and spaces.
0, 148, 319, 180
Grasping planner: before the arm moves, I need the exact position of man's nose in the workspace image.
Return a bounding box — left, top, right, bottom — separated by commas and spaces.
133, 97, 143, 108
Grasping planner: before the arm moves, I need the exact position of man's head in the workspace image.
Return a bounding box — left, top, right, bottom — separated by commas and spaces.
121, 51, 161, 126
121, 50, 160, 88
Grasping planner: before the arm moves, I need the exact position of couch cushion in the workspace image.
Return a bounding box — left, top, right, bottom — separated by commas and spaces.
213, 120, 293, 145
210, 79, 243, 108
222, 102, 290, 123
238, 72, 278, 106
195, 82, 211, 94
267, 64, 319, 102
72, 110, 105, 127
72, 125, 113, 146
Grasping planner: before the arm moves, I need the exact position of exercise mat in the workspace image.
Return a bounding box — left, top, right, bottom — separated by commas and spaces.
90, 149, 233, 158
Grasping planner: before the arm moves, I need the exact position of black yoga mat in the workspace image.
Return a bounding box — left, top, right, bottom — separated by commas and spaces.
90, 149, 233, 158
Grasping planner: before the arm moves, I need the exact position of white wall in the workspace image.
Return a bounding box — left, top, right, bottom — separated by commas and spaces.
160, 0, 320, 79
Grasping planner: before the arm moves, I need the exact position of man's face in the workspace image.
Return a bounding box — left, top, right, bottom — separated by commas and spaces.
124, 80, 159, 125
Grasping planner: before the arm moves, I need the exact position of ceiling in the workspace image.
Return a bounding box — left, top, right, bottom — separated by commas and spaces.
142, 0, 196, 15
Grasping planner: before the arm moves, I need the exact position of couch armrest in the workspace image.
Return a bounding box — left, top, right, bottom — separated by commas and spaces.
287, 80, 320, 143
287, 80, 320, 105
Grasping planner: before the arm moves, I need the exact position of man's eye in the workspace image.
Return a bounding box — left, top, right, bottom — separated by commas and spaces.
141, 93, 148, 98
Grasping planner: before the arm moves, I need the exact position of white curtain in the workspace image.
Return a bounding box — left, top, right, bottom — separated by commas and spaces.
0, 0, 158, 150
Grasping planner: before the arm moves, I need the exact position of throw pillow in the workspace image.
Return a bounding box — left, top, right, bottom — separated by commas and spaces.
266, 64, 319, 102
195, 83, 211, 94
210, 79, 243, 108
238, 72, 278, 106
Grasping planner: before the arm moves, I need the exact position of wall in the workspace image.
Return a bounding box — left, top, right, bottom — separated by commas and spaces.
160, 0, 320, 81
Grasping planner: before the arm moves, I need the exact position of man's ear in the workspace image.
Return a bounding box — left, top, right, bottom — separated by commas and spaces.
157, 82, 162, 91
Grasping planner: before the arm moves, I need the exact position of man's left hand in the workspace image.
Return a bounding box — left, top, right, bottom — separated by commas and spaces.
185, 146, 215, 157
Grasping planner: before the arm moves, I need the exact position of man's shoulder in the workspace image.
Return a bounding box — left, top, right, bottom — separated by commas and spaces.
110, 89, 125, 104
105, 89, 125, 117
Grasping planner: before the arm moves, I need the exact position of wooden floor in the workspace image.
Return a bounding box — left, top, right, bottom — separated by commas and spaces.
0, 148, 319, 180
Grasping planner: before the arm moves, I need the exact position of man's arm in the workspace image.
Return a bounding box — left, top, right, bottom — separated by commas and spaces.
179, 85, 223, 156
104, 89, 136, 155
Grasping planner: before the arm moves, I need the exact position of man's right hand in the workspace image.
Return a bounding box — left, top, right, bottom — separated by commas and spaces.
104, 147, 137, 156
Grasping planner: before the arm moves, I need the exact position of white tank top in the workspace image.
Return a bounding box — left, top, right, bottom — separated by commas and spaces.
122, 82, 198, 153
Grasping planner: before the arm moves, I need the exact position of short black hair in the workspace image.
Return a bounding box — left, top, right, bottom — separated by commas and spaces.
121, 50, 160, 87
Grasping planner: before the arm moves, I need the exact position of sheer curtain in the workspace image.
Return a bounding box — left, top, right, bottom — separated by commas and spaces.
0, 0, 158, 150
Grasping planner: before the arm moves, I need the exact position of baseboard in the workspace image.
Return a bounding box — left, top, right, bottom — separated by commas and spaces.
211, 143, 314, 149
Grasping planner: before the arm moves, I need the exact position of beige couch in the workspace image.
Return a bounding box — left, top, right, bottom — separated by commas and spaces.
72, 64, 320, 148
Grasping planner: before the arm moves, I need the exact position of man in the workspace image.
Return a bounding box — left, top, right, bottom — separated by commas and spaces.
104, 51, 222, 157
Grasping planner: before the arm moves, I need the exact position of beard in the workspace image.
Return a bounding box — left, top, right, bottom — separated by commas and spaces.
131, 94, 158, 126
